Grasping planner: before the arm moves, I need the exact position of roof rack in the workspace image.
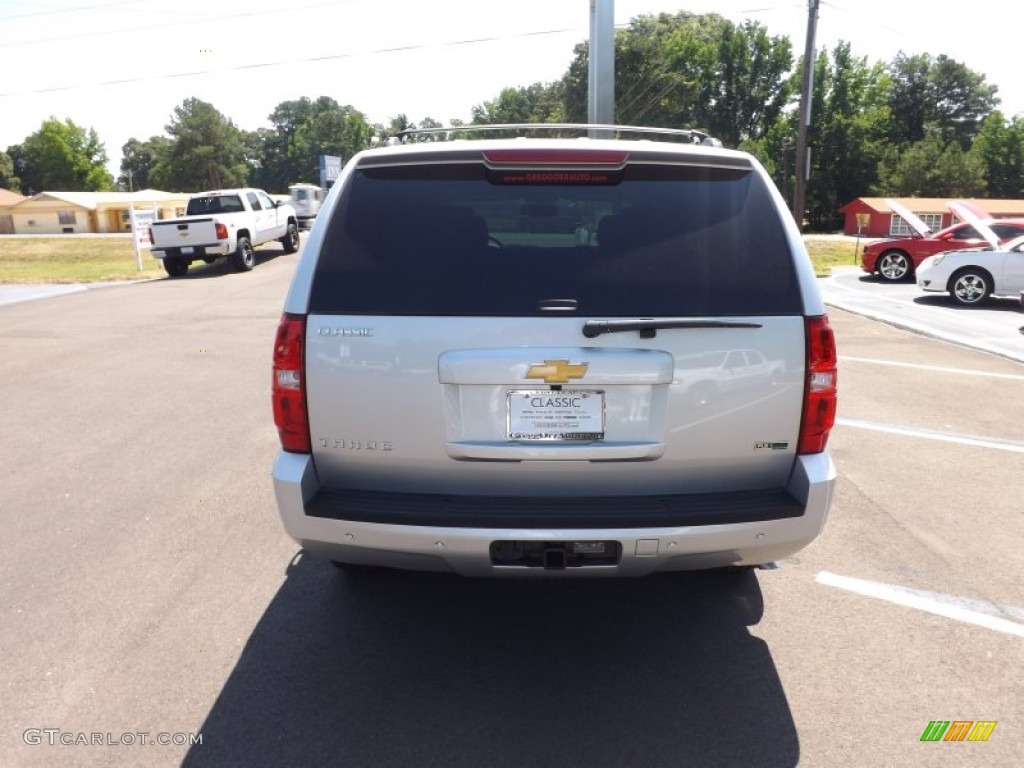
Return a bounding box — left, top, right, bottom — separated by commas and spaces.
391, 123, 723, 147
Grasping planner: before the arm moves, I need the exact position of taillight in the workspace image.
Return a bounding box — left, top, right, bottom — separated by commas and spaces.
799, 316, 838, 454
482, 149, 629, 165
272, 313, 310, 453
215, 222, 228, 240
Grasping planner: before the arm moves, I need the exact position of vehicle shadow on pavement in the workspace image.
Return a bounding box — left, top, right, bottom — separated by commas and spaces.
856, 275, 909, 285
182, 553, 798, 768
912, 295, 1024, 313
157, 246, 293, 280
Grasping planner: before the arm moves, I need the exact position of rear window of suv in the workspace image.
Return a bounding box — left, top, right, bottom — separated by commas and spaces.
309, 159, 801, 317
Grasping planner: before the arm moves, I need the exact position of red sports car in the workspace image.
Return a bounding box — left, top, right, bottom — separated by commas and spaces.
861, 202, 1024, 282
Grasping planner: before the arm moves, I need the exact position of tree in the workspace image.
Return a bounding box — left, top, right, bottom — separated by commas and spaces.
152, 98, 248, 192
117, 136, 170, 190
971, 111, 1024, 198
886, 52, 931, 146
877, 134, 986, 197
249, 97, 373, 190
471, 83, 564, 125
928, 55, 999, 150
8, 117, 113, 193
287, 104, 372, 184
802, 43, 890, 229
0, 151, 19, 192
561, 13, 792, 146
886, 52, 998, 150
241, 127, 275, 190
666, 17, 793, 146
257, 97, 329, 190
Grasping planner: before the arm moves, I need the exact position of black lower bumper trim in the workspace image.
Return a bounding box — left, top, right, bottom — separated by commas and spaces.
305, 487, 803, 529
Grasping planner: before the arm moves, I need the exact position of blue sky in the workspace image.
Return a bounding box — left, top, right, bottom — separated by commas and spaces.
1, 0, 1022, 177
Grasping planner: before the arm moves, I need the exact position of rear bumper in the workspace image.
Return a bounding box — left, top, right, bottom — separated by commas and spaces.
151, 243, 231, 260
272, 452, 836, 577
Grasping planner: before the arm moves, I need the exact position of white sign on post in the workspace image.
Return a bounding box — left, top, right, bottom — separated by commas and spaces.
129, 206, 157, 272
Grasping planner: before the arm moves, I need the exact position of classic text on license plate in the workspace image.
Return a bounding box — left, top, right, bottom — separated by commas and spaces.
507, 390, 605, 441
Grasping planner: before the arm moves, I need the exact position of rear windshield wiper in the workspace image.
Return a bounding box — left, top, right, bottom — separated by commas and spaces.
582, 319, 763, 339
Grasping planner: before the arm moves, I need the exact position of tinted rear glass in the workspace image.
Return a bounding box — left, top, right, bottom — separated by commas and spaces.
186, 195, 244, 215
309, 161, 801, 316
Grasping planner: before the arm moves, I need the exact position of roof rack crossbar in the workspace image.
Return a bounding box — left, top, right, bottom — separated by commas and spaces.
392, 123, 722, 147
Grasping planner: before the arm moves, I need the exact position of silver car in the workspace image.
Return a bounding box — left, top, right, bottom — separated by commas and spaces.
272, 125, 837, 577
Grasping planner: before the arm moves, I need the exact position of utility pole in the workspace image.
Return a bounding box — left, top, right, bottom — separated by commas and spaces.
792, 0, 819, 232
588, 0, 614, 137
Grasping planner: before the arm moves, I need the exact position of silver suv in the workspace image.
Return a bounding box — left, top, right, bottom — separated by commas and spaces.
271, 124, 837, 577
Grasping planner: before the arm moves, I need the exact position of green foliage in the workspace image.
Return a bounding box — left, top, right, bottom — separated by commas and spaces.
666, 17, 794, 146
0, 150, 20, 192
7, 118, 113, 193
246, 96, 372, 190
877, 135, 987, 197
151, 99, 248, 192
377, 115, 448, 143
971, 111, 1024, 198
886, 53, 997, 150
117, 136, 170, 191
803, 43, 890, 229
560, 13, 792, 145
288, 105, 371, 184
471, 83, 564, 125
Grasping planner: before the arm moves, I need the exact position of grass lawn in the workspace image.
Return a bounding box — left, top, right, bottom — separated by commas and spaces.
804, 237, 866, 277
0, 233, 865, 283
0, 237, 165, 283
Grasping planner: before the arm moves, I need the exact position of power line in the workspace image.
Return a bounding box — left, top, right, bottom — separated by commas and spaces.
0, 27, 584, 99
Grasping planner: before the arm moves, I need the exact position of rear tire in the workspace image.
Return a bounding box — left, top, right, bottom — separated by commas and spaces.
231, 236, 255, 272
163, 258, 188, 277
280, 222, 299, 254
949, 269, 992, 306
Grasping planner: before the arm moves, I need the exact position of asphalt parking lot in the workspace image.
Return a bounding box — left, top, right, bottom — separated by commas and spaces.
820, 266, 1024, 363
1, 247, 1021, 767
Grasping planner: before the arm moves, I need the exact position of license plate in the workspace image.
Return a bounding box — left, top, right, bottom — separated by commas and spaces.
507, 390, 605, 441
181, 247, 194, 255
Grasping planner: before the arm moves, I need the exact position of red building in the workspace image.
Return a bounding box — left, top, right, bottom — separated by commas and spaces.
839, 197, 1024, 237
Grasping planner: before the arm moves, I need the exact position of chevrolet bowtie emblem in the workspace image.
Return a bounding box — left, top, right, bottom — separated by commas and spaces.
525, 359, 588, 384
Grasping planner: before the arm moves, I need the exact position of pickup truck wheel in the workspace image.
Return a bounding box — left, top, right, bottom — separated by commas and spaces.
280, 222, 299, 254
231, 237, 255, 272
163, 258, 188, 277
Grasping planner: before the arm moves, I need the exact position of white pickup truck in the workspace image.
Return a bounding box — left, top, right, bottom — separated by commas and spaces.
149, 188, 299, 277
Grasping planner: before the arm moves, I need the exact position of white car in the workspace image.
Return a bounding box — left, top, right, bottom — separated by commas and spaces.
916, 234, 1024, 306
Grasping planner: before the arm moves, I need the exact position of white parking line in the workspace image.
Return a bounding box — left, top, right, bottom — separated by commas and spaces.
835, 417, 1024, 453
839, 355, 1024, 381
816, 571, 1024, 637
